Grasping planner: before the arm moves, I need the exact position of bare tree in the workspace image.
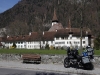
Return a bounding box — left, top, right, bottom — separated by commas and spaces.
7, 20, 29, 36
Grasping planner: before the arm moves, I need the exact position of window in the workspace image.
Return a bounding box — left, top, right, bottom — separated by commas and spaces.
18, 45, 20, 48
70, 41, 71, 44
65, 37, 67, 39
56, 38, 59, 40
18, 42, 20, 44
21, 45, 23, 48
83, 41, 85, 44
55, 42, 58, 44
67, 42, 68, 44
51, 41, 53, 44
61, 37, 64, 39
74, 41, 76, 44
78, 42, 79, 44
43, 41, 45, 44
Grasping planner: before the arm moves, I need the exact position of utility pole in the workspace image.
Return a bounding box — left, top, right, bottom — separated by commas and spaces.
80, 0, 84, 55
80, 18, 83, 55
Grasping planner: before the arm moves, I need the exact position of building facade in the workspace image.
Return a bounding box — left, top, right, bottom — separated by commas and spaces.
0, 9, 93, 49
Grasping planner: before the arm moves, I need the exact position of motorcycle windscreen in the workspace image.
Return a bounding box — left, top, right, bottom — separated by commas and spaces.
87, 51, 93, 55
87, 48, 94, 55
82, 56, 90, 64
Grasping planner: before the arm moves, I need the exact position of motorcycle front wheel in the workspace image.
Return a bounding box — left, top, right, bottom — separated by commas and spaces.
64, 57, 70, 68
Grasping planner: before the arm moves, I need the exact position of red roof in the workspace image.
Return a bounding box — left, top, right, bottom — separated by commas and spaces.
0, 28, 92, 42
43, 31, 56, 41
29, 32, 41, 41
55, 28, 91, 37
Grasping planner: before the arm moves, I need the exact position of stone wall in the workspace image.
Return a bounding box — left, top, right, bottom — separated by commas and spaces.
0, 54, 100, 64
0, 54, 22, 61
41, 55, 66, 64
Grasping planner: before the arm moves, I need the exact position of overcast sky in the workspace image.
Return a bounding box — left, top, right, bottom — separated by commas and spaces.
0, 0, 19, 13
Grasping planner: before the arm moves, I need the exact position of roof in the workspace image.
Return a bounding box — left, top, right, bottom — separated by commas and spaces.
1, 32, 42, 42
0, 27, 92, 42
55, 28, 92, 37
49, 23, 64, 31
43, 31, 56, 41
29, 32, 42, 41
55, 29, 69, 37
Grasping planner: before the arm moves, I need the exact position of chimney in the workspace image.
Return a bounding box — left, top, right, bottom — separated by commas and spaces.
43, 31, 44, 35
56, 29, 57, 32
86, 31, 88, 35
29, 32, 31, 36
7, 35, 9, 38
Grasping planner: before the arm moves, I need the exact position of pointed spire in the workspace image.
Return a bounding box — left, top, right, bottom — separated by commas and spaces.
68, 17, 71, 28
68, 17, 71, 32
52, 8, 58, 22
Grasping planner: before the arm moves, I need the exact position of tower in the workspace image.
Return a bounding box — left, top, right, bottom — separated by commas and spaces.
52, 8, 59, 26
66, 17, 72, 33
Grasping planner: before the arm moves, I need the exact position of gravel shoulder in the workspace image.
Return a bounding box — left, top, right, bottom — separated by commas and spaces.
0, 60, 100, 75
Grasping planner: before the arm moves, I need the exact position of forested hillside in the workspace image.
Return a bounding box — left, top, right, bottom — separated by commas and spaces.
0, 0, 100, 36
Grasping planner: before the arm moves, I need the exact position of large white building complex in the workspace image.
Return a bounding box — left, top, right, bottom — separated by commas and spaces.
0, 9, 94, 49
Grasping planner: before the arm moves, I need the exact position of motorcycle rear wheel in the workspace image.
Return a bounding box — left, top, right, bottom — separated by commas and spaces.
83, 63, 94, 70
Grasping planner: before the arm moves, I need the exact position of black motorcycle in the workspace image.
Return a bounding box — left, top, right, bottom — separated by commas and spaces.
64, 47, 94, 70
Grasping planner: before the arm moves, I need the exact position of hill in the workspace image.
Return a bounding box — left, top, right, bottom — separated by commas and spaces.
0, 0, 100, 36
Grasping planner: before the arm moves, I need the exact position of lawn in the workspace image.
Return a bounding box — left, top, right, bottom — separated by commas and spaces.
0, 49, 67, 55
0, 49, 100, 55
94, 50, 100, 55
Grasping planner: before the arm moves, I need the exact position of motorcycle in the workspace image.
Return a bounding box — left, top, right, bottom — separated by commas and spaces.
64, 47, 94, 70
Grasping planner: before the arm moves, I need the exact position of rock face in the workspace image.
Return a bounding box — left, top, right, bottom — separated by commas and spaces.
0, 54, 100, 64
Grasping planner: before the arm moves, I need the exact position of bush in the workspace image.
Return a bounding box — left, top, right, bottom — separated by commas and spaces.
12, 43, 16, 49
62, 46, 67, 50
45, 43, 49, 50
61, 47, 64, 50
50, 45, 54, 50
55, 46, 62, 50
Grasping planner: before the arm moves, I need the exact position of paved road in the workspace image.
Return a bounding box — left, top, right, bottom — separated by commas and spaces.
0, 68, 69, 75
0, 61, 99, 75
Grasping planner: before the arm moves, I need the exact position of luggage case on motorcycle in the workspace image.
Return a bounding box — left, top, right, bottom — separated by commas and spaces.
82, 56, 90, 64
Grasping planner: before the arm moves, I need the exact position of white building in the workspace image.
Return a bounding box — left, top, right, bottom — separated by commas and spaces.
0, 9, 93, 49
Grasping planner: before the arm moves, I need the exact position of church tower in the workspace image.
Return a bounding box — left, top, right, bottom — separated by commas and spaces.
52, 8, 59, 26
49, 8, 63, 31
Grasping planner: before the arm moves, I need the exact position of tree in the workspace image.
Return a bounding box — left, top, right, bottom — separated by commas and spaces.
6, 20, 29, 36
45, 43, 49, 50
94, 34, 100, 50
0, 0, 100, 36
12, 42, 16, 48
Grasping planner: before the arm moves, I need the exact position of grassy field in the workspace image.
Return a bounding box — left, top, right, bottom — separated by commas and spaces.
0, 49, 67, 55
93, 50, 100, 55
0, 49, 100, 55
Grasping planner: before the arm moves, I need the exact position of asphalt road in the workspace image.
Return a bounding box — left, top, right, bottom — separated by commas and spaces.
0, 61, 99, 75
0, 68, 70, 75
